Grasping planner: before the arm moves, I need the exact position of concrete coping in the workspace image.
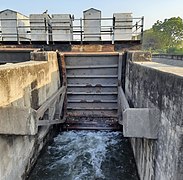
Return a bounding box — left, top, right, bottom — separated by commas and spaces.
135, 61, 183, 77
0, 61, 47, 70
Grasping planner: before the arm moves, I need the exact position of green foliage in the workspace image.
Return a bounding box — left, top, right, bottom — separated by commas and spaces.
167, 47, 183, 55
143, 17, 183, 54
143, 29, 164, 52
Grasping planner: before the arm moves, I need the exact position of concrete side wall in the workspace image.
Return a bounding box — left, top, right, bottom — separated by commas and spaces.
0, 51, 61, 179
125, 52, 183, 180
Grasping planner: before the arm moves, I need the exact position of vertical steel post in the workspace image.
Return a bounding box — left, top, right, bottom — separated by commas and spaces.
140, 16, 144, 43
44, 17, 49, 45
16, 20, 20, 44
80, 18, 83, 44
118, 53, 123, 124
112, 16, 115, 44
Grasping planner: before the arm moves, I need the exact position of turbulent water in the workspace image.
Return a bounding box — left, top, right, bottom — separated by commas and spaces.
28, 131, 139, 180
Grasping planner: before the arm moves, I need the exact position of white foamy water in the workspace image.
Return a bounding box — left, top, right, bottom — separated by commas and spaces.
28, 131, 138, 180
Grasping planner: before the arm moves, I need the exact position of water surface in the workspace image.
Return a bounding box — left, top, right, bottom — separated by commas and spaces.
28, 131, 139, 180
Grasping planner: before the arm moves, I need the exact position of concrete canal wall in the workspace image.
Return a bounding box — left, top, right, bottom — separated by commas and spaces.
0, 51, 60, 180
125, 51, 183, 180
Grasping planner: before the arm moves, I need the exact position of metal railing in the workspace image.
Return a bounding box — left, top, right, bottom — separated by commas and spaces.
0, 16, 144, 44
153, 53, 183, 61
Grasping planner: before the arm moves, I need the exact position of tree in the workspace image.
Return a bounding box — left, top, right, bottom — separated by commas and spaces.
143, 29, 165, 52
152, 17, 183, 48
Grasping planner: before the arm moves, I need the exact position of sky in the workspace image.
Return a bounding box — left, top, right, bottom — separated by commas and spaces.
0, 0, 183, 29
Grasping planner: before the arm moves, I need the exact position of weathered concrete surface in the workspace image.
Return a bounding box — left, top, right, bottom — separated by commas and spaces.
0, 41, 142, 52
0, 107, 37, 135
71, 44, 114, 52
0, 126, 57, 180
125, 51, 183, 180
123, 108, 160, 139
127, 51, 151, 62
138, 61, 183, 77
0, 51, 60, 135
152, 57, 183, 68
114, 41, 142, 51
0, 51, 61, 180
0, 135, 34, 180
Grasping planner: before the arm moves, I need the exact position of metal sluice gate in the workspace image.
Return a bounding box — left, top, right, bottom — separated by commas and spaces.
60, 52, 123, 130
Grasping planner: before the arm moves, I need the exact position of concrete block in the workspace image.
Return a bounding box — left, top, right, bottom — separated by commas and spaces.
83, 8, 101, 41
113, 13, 132, 40
0, 106, 37, 135
51, 14, 73, 41
123, 108, 160, 139
29, 14, 51, 41
0, 9, 30, 42
30, 51, 57, 61
127, 51, 152, 62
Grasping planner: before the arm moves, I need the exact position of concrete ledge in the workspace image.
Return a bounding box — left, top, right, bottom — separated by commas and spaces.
0, 107, 37, 135
127, 51, 152, 62
123, 108, 160, 139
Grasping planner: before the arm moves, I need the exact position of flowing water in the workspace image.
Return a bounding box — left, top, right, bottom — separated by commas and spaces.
28, 131, 139, 180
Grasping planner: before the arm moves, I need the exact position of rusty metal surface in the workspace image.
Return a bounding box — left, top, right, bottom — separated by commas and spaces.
61, 52, 128, 130
0, 47, 38, 51
60, 53, 68, 120
63, 116, 121, 130
0, 41, 141, 52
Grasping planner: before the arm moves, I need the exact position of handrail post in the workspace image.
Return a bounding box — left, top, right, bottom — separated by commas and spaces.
80, 18, 83, 44
16, 20, 20, 44
44, 17, 49, 45
140, 16, 144, 43
112, 16, 115, 44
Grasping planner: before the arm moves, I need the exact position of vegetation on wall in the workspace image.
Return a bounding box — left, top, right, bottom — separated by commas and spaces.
143, 17, 183, 54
